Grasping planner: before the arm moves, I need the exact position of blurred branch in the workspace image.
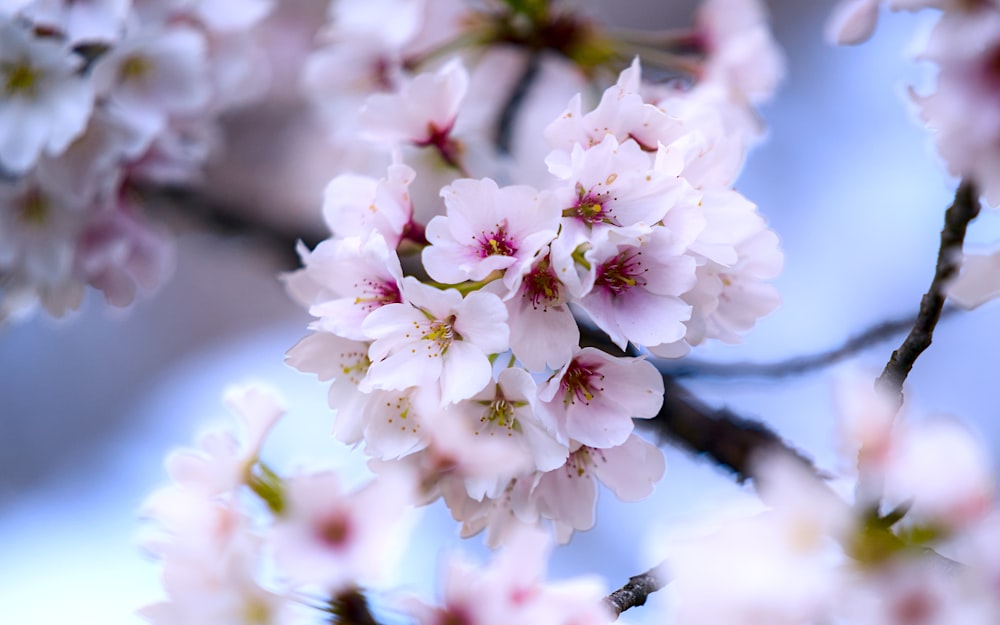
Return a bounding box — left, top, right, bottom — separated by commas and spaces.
605, 563, 668, 618
136, 182, 326, 266
875, 180, 980, 407
495, 51, 542, 155
327, 589, 381, 625
657, 306, 959, 379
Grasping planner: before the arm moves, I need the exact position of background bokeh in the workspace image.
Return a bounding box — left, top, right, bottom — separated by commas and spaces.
3, 1, 1000, 623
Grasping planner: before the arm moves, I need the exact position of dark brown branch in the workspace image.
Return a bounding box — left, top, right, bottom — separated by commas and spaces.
579, 324, 821, 483
651, 376, 820, 482
657, 306, 959, 379
327, 589, 381, 625
875, 180, 980, 406
604, 564, 668, 618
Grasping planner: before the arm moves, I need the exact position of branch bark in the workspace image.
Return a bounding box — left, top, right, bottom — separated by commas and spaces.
875, 180, 980, 407
604, 564, 668, 618
658, 306, 958, 379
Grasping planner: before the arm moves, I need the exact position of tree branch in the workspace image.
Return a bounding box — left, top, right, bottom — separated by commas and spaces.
875, 180, 980, 407
327, 589, 381, 625
604, 563, 668, 618
657, 306, 959, 379
494, 51, 542, 155
578, 324, 821, 483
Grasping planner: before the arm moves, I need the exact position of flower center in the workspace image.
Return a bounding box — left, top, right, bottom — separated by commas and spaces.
523, 257, 561, 308
564, 183, 616, 226
561, 360, 604, 405
596, 249, 645, 295
354, 279, 401, 312
477, 224, 517, 258
120, 54, 153, 83
3, 61, 38, 97
18, 191, 49, 227
318, 513, 353, 549
421, 314, 458, 353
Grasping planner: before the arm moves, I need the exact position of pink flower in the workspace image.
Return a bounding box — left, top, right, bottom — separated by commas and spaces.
0, 19, 94, 173
270, 470, 416, 591
361, 277, 509, 404
538, 347, 663, 448
423, 178, 559, 290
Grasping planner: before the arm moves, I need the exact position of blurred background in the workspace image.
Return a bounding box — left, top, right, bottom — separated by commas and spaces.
3, 1, 1000, 623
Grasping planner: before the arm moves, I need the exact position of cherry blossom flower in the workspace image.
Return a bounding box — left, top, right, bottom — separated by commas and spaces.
499, 248, 579, 372
544, 58, 683, 155
444, 367, 567, 498
293, 233, 405, 341
360, 59, 469, 157
912, 7, 1000, 206
0, 18, 94, 173
404, 526, 609, 625
319, 163, 416, 247
538, 347, 663, 448
140, 493, 290, 625
546, 135, 685, 250
91, 25, 211, 143
361, 276, 509, 404
533, 434, 666, 541
423, 178, 560, 290
575, 226, 697, 350
18, 0, 131, 43
695, 0, 786, 105
270, 469, 417, 591
163, 385, 285, 497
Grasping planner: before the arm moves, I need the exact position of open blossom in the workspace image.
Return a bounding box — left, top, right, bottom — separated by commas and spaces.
163, 385, 285, 497
538, 347, 663, 448
271, 469, 417, 591
91, 25, 211, 142
534, 434, 666, 541
320, 163, 416, 246
360, 58, 469, 148
546, 135, 687, 250
297, 233, 404, 340
423, 178, 560, 289
500, 248, 579, 372
361, 276, 509, 404
544, 57, 684, 154
0, 18, 94, 173
912, 7, 1000, 207
575, 226, 697, 350
404, 526, 609, 625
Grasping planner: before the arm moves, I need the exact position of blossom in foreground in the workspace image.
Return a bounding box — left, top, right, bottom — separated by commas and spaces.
403, 526, 610, 625
0, 19, 93, 173
361, 277, 509, 404
270, 469, 417, 591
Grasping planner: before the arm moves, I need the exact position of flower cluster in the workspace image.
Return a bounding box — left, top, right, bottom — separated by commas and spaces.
0, 0, 273, 321
140, 386, 610, 625
287, 9, 783, 543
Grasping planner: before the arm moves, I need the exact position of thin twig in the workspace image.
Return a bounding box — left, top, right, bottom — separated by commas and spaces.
875, 180, 980, 407
657, 306, 959, 379
604, 564, 668, 618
